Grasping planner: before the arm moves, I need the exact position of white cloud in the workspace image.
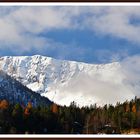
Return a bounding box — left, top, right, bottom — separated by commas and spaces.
120, 55, 140, 97
0, 6, 140, 54
0, 6, 85, 54
56, 72, 135, 107
89, 7, 140, 43
44, 55, 140, 107
42, 62, 136, 107
10, 7, 72, 33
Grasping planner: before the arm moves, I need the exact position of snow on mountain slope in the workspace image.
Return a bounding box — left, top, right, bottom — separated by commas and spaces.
0, 55, 135, 107
0, 70, 52, 106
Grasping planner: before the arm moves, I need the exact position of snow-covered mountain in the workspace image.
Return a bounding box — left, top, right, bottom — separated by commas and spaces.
0, 55, 135, 107
0, 70, 52, 106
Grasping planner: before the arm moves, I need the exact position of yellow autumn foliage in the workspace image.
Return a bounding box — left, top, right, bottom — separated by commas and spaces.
132, 104, 136, 113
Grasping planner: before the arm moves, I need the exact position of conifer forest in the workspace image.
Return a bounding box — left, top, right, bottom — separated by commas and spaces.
0, 97, 140, 134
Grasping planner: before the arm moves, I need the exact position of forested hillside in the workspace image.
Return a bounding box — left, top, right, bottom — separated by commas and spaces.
0, 70, 52, 107
0, 97, 140, 134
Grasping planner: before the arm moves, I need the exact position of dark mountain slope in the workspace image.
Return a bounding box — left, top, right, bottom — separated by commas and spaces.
0, 70, 52, 106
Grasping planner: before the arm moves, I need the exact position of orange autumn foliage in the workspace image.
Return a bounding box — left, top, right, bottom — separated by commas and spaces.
24, 102, 32, 115
51, 103, 58, 114
24, 108, 30, 115
132, 104, 136, 113
0, 99, 9, 110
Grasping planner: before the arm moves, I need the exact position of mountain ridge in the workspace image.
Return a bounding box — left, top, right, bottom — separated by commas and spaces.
0, 55, 135, 107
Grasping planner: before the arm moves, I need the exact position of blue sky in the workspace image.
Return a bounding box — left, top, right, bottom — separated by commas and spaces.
0, 6, 140, 64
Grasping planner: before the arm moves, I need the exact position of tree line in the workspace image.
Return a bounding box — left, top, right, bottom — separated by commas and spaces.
0, 97, 140, 134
